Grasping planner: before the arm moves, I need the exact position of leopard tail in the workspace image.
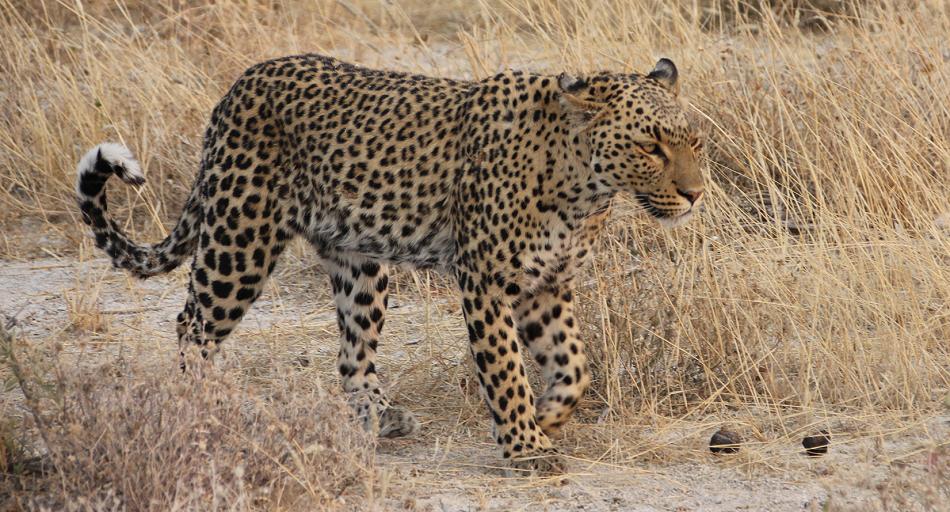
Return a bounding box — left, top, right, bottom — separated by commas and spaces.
75, 143, 201, 278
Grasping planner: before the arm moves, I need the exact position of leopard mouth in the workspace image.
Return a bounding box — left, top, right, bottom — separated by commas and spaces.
635, 193, 695, 227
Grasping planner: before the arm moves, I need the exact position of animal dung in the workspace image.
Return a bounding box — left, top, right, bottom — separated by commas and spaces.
802, 430, 831, 457
709, 429, 741, 454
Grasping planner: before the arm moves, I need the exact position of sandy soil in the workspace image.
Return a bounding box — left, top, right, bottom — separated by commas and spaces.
1, 256, 946, 511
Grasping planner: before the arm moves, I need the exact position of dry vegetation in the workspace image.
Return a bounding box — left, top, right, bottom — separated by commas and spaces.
1, 0, 948, 510
2, 320, 376, 511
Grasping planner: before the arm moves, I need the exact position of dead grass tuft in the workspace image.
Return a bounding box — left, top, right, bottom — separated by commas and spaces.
0, 321, 377, 511
62, 249, 110, 334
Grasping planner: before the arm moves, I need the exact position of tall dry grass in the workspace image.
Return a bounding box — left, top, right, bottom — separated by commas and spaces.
0, 0, 948, 508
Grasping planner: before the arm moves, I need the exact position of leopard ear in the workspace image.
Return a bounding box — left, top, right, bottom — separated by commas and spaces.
558, 73, 588, 94
558, 73, 606, 130
647, 58, 678, 94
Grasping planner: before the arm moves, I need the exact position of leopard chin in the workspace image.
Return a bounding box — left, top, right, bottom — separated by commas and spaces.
655, 208, 697, 228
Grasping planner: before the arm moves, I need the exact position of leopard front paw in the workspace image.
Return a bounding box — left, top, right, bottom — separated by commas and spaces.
506, 448, 568, 477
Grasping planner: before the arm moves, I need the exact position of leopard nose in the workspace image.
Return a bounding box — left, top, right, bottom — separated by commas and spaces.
676, 188, 704, 205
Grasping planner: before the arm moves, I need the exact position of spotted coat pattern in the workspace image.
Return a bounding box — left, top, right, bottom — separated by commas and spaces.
76, 54, 705, 475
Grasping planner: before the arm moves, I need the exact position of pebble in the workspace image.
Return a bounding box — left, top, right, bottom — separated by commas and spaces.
802, 430, 831, 457
709, 429, 741, 454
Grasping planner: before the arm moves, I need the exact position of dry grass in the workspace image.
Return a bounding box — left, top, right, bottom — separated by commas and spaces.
1, 320, 378, 511
1, 0, 949, 509
865, 443, 949, 511
61, 245, 111, 334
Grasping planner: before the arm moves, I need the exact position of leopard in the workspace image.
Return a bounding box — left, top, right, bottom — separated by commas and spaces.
76, 54, 705, 476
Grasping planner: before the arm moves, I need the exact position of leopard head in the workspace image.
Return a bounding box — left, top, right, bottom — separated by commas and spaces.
560, 59, 705, 227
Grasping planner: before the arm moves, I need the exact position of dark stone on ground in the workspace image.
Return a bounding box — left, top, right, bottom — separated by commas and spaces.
710, 429, 741, 454
802, 430, 831, 457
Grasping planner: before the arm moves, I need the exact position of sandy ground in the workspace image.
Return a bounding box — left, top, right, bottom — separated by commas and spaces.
1, 256, 946, 511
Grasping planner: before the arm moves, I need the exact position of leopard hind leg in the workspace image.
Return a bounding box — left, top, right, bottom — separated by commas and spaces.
322, 251, 419, 438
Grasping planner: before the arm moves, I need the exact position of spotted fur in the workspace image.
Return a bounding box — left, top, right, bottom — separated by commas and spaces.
76, 54, 704, 475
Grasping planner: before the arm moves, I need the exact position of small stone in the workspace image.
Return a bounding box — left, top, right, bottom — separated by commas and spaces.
802, 430, 831, 457
709, 429, 741, 454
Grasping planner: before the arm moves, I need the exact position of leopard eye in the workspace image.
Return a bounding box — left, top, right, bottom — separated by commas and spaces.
637, 142, 666, 160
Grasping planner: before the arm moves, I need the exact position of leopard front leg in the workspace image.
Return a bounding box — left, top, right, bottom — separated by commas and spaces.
513, 207, 604, 435
516, 285, 590, 436
457, 269, 567, 476
323, 252, 419, 439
